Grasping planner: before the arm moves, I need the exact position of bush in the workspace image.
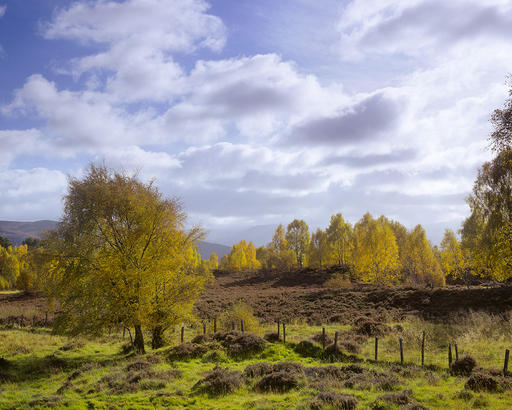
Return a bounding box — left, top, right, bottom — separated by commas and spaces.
378, 391, 411, 406
244, 362, 273, 378
465, 370, 499, 392
218, 301, 261, 333
191, 334, 214, 344
212, 331, 266, 358
355, 319, 390, 337
272, 361, 305, 375
310, 391, 358, 409
193, 366, 243, 396
325, 274, 352, 289
312, 332, 333, 346
450, 356, 477, 376
126, 359, 152, 372
58, 341, 84, 351
167, 343, 208, 361
264, 332, 280, 342
255, 371, 300, 393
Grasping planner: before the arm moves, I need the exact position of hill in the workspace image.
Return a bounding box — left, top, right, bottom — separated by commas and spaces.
0, 220, 229, 259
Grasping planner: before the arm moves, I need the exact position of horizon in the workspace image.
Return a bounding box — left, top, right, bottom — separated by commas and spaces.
2, 0, 512, 244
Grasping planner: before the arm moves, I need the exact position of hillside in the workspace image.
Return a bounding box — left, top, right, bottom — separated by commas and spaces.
0, 220, 229, 259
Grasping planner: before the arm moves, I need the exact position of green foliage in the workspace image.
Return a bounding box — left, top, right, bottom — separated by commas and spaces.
285, 219, 310, 268
326, 213, 353, 265
39, 164, 211, 353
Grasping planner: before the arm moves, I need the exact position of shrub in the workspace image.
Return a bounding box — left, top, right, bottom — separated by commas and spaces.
378, 391, 411, 406
244, 362, 273, 378
59, 341, 84, 351
264, 332, 280, 342
218, 301, 261, 333
310, 391, 358, 409
167, 343, 208, 361
311, 332, 333, 346
255, 371, 300, 393
272, 361, 305, 375
450, 356, 477, 376
355, 319, 390, 337
465, 370, 499, 392
212, 331, 266, 358
126, 359, 152, 372
192, 334, 214, 344
193, 366, 243, 396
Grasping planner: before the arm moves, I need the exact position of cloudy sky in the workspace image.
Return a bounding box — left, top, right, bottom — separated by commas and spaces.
1, 0, 511, 244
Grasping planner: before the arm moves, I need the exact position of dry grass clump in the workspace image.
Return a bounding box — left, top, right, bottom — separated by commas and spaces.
464, 370, 510, 392
193, 366, 243, 396
324, 274, 352, 289
244, 362, 273, 378
255, 371, 301, 393
310, 391, 358, 409
167, 343, 208, 361
377, 390, 412, 406
354, 318, 390, 337
311, 332, 333, 346
212, 331, 266, 358
450, 356, 477, 376
28, 395, 62, 408
96, 367, 182, 394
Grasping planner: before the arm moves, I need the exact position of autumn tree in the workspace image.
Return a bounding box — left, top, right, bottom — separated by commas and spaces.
402, 225, 444, 286
262, 224, 296, 270
0, 236, 11, 249
308, 228, 329, 268
220, 240, 261, 271
462, 81, 512, 280
439, 229, 465, 279
352, 213, 399, 283
326, 213, 353, 265
286, 219, 310, 267
41, 164, 210, 353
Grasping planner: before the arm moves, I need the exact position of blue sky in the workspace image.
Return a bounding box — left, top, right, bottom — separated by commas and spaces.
1, 0, 512, 244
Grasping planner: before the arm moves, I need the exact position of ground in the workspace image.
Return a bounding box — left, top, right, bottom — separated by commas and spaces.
1, 269, 512, 409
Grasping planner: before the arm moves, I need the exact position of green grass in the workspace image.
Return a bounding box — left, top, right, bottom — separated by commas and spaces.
1, 318, 512, 409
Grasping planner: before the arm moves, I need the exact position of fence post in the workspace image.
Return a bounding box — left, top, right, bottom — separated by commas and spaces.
181, 326, 184, 344
375, 337, 379, 361
277, 320, 280, 338
45, 312, 48, 326
322, 327, 326, 350
231, 321, 235, 331
421, 331, 425, 366
214, 318, 217, 333
283, 322, 286, 344
203, 322, 206, 335
334, 332, 339, 351
504, 349, 510, 376
241, 320, 244, 332
399, 338, 404, 365
455, 343, 459, 361
448, 344, 453, 368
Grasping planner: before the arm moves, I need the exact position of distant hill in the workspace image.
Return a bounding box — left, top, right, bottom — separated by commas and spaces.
0, 220, 58, 245
206, 224, 277, 247
0, 220, 229, 259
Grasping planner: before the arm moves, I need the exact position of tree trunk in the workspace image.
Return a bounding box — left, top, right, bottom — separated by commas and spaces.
134, 324, 145, 354
151, 326, 166, 349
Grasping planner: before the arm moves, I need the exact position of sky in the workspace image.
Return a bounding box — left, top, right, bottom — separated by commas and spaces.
1, 0, 511, 245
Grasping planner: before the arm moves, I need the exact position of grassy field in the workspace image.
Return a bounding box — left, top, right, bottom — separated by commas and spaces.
1, 315, 512, 409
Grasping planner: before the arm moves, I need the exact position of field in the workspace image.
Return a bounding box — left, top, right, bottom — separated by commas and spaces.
2, 270, 512, 409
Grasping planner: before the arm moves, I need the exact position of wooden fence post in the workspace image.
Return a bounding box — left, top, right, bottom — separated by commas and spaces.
375, 337, 379, 361
181, 326, 184, 344
399, 338, 404, 365
277, 320, 280, 338
283, 322, 286, 344
421, 331, 425, 366
203, 322, 206, 335
334, 332, 339, 351
454, 343, 459, 361
241, 320, 244, 332
322, 327, 326, 350
214, 318, 217, 333
448, 344, 453, 368
231, 321, 235, 331
504, 349, 510, 376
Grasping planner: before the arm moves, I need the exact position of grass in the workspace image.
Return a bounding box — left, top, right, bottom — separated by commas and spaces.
1, 315, 512, 409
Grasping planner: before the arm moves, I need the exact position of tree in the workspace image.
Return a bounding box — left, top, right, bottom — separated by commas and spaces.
0, 236, 11, 249
439, 229, 465, 279
326, 213, 353, 265
462, 81, 512, 280
42, 164, 210, 353
22, 237, 42, 249
286, 219, 310, 267
308, 228, 329, 268
352, 213, 399, 283
402, 225, 444, 286
209, 252, 218, 270
265, 225, 296, 270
